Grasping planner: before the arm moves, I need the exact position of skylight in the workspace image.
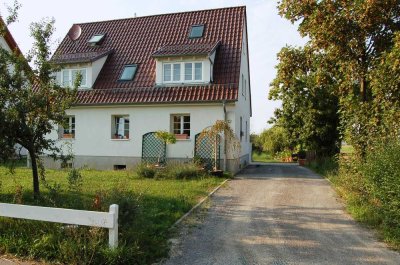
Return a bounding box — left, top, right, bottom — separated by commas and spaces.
88, 34, 105, 45
119, 64, 137, 81
189, 25, 204, 39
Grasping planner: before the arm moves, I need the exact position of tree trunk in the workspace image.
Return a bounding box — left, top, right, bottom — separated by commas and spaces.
28, 149, 40, 199
360, 76, 367, 102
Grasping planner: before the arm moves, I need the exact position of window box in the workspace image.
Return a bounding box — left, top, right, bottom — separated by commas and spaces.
62, 133, 75, 139
175, 133, 189, 140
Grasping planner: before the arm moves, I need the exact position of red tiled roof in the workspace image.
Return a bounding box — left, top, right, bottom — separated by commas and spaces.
75, 84, 237, 105
51, 49, 113, 64
152, 41, 220, 57
54, 6, 246, 104
0, 17, 22, 55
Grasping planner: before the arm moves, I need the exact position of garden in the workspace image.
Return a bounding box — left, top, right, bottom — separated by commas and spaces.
0, 162, 225, 264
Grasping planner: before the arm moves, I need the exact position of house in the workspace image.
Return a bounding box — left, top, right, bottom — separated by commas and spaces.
0, 17, 28, 158
46, 6, 251, 173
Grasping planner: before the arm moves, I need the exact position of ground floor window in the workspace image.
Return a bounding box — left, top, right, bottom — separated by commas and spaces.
112, 115, 129, 139
60, 116, 75, 139
171, 114, 190, 139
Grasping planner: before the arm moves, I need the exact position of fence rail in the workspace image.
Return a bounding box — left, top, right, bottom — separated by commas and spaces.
0, 203, 119, 248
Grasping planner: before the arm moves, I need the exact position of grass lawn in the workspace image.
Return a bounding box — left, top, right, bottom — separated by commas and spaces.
251, 151, 281, 163
0, 164, 224, 264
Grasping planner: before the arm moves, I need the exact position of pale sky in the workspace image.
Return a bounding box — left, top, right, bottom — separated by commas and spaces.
1, 0, 305, 133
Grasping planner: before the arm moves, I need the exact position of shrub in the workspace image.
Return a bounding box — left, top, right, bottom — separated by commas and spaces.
67, 168, 83, 192
154, 162, 205, 180
361, 141, 400, 230
135, 163, 156, 178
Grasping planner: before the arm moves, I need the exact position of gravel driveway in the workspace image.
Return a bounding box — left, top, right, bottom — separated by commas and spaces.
164, 163, 400, 265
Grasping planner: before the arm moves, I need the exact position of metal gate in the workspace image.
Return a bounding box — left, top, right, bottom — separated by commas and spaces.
142, 132, 166, 165
194, 133, 221, 171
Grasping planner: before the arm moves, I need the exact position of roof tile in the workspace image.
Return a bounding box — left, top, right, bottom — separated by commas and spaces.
54, 6, 245, 104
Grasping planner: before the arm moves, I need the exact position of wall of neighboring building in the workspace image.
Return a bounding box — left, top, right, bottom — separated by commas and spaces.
0, 36, 12, 52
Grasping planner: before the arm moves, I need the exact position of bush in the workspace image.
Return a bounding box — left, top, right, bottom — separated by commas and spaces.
164, 162, 205, 180
361, 141, 400, 230
135, 163, 156, 178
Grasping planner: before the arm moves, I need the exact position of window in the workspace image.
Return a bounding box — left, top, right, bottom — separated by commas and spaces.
163, 62, 202, 83
88, 34, 105, 45
245, 121, 248, 142
171, 114, 190, 139
60, 68, 87, 87
119, 64, 137, 81
112, 115, 129, 139
189, 25, 204, 38
240, 116, 243, 141
61, 116, 75, 139
242, 74, 245, 96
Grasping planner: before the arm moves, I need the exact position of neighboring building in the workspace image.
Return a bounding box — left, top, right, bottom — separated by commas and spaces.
47, 6, 252, 173
0, 17, 28, 157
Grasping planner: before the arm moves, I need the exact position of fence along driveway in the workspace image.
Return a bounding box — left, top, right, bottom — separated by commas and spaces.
0, 203, 119, 248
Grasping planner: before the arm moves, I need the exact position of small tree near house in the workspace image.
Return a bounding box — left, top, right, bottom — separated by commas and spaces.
198, 120, 240, 172
0, 7, 77, 199
155, 130, 176, 165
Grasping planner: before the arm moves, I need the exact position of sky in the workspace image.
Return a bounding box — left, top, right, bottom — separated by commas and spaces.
1, 0, 306, 134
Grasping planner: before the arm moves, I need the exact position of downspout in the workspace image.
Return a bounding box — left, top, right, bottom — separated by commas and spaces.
223, 100, 227, 171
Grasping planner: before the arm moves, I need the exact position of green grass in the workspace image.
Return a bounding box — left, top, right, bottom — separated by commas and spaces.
0, 165, 224, 264
251, 151, 280, 163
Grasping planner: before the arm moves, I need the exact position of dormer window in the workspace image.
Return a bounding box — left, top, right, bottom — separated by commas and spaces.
119, 64, 137, 81
163, 62, 203, 83
189, 25, 204, 39
88, 34, 105, 46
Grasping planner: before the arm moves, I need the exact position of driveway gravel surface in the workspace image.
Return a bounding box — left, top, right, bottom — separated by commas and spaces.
165, 163, 400, 265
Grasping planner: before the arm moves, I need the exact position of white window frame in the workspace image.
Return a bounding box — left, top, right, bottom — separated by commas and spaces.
61, 116, 75, 139
171, 114, 190, 139
60, 68, 87, 88
111, 115, 130, 140
163, 62, 203, 83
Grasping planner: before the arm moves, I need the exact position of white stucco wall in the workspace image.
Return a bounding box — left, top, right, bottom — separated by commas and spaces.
235, 18, 252, 158
48, 103, 228, 159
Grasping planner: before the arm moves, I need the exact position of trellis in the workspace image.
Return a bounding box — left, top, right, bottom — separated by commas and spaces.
194, 133, 221, 171
142, 132, 166, 165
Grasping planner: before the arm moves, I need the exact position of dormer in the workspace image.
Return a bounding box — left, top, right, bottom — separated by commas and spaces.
152, 41, 220, 86
51, 49, 113, 89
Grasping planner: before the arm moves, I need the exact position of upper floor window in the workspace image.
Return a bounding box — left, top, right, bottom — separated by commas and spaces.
59, 68, 87, 88
189, 25, 204, 38
119, 64, 137, 81
163, 62, 202, 83
112, 115, 129, 139
60, 116, 75, 139
88, 34, 105, 46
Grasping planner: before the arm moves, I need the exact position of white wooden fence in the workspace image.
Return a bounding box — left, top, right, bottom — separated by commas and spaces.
0, 203, 119, 248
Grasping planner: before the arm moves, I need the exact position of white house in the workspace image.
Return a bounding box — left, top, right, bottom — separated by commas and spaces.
46, 6, 252, 173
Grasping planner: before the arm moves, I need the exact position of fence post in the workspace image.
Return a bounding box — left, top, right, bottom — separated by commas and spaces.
108, 204, 119, 248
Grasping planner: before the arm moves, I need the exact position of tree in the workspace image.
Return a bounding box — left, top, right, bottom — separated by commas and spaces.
155, 130, 176, 165
278, 0, 400, 155
258, 126, 290, 155
0, 9, 77, 199
269, 45, 340, 156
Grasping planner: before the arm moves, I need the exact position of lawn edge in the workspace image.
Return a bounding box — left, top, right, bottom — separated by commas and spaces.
171, 178, 229, 228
